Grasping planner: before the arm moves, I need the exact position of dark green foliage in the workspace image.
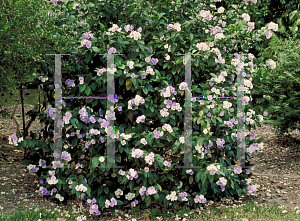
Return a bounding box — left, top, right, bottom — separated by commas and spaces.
252, 34, 300, 138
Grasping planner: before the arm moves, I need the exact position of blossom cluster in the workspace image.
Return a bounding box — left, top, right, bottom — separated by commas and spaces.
65, 79, 75, 87
105, 197, 117, 208
128, 94, 145, 110
38, 76, 49, 82
139, 186, 158, 196
166, 23, 181, 31
75, 184, 88, 192
88, 198, 101, 215
8, 134, 23, 147
207, 164, 221, 175
81, 31, 94, 49
216, 177, 227, 192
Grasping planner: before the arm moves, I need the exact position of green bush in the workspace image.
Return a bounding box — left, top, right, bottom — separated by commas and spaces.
10, 0, 276, 218
251, 34, 300, 137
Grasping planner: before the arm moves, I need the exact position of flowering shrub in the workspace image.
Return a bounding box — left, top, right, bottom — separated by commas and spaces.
12, 0, 277, 218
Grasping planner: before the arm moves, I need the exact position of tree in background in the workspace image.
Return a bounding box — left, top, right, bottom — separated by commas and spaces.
0, 0, 74, 143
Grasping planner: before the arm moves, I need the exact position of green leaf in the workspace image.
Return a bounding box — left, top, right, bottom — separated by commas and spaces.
154, 69, 161, 78
104, 187, 109, 194
156, 183, 162, 192
145, 196, 151, 206
190, 33, 194, 41
200, 172, 207, 183
85, 73, 93, 84
208, 175, 214, 183
189, 176, 193, 185
70, 118, 79, 127
71, 138, 78, 147
85, 51, 92, 63
57, 182, 61, 191
142, 87, 148, 95
230, 180, 234, 189
237, 188, 242, 197
85, 86, 91, 96
163, 63, 168, 69
129, 181, 133, 190
92, 46, 100, 53
167, 174, 173, 181
195, 171, 201, 182
154, 193, 160, 200
80, 84, 86, 92
91, 156, 100, 169
128, 111, 133, 122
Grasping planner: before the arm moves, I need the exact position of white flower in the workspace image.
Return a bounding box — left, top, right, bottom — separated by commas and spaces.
267, 22, 278, 32
218, 7, 225, 13
115, 188, 123, 198
242, 13, 250, 22
266, 59, 276, 69
165, 54, 170, 60
125, 192, 135, 201
99, 156, 105, 162
231, 58, 239, 66
214, 33, 225, 40
129, 30, 142, 40
196, 42, 210, 51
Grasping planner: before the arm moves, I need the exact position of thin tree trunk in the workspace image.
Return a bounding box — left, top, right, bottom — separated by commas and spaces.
20, 82, 27, 158
10, 97, 20, 135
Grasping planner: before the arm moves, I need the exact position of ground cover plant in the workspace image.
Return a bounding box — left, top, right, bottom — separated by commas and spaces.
9, 0, 279, 218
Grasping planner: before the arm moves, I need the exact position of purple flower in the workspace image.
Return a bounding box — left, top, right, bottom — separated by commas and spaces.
207, 112, 211, 117
194, 125, 199, 131
145, 167, 149, 172
131, 73, 136, 78
52, 188, 57, 193
40, 180, 44, 184
145, 56, 151, 62
263, 111, 268, 116
48, 129, 53, 134
108, 47, 117, 54
151, 58, 159, 65
142, 75, 146, 79
232, 39, 236, 43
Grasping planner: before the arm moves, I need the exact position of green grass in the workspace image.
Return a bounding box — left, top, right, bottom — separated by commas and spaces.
0, 199, 299, 221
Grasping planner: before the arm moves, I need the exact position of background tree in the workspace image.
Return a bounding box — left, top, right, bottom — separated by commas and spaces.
0, 0, 74, 142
